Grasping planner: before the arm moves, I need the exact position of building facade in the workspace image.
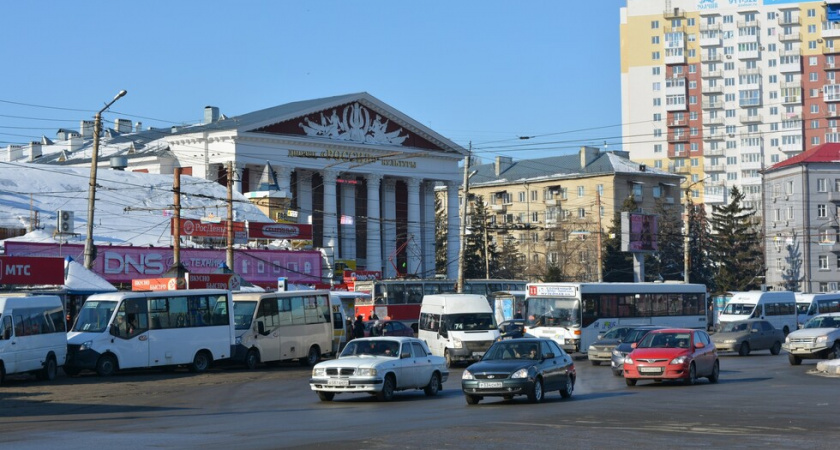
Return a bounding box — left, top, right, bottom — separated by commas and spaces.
6, 93, 467, 283
621, 0, 840, 214
462, 146, 683, 281
764, 143, 840, 293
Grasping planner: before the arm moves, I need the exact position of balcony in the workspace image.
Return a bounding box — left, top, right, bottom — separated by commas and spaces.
738, 49, 761, 60
701, 54, 723, 63
700, 36, 722, 47
780, 48, 801, 57
740, 131, 762, 140
703, 131, 727, 141
665, 53, 686, 65
668, 164, 691, 174
491, 204, 507, 213
826, 61, 840, 71
704, 163, 725, 172
737, 33, 759, 45
664, 8, 685, 19
737, 19, 761, 28
779, 16, 801, 26
779, 32, 801, 42
668, 118, 687, 127
741, 160, 762, 170
700, 23, 722, 32
827, 191, 840, 203
827, 108, 840, 119
703, 85, 724, 94
779, 141, 803, 153
782, 94, 801, 104
823, 45, 840, 55
701, 69, 723, 78
823, 21, 840, 39
667, 132, 690, 143
702, 100, 723, 109
703, 116, 725, 126
704, 147, 725, 156
739, 114, 763, 123
738, 67, 762, 77
544, 199, 562, 207
781, 58, 802, 73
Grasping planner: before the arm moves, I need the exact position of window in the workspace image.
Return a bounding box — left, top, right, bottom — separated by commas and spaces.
578, 208, 586, 219
652, 20, 659, 29
519, 191, 525, 202
820, 255, 829, 271
653, 51, 661, 60
577, 186, 585, 197
652, 36, 660, 44
818, 204, 828, 218
818, 178, 828, 192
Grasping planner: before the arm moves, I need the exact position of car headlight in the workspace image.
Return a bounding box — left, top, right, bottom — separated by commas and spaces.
624, 356, 633, 365
785, 336, 791, 344
452, 338, 463, 349
723, 339, 736, 344
79, 340, 94, 351
816, 335, 828, 344
312, 367, 326, 377
462, 369, 474, 380
357, 368, 377, 377
612, 349, 624, 357
670, 356, 688, 365
588, 345, 597, 352
235, 336, 242, 345
511, 368, 529, 379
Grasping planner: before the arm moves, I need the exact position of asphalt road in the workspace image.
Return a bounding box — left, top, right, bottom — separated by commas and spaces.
0, 351, 838, 449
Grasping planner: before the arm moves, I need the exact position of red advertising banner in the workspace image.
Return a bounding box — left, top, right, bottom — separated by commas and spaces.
3, 242, 323, 288
172, 218, 247, 241
0, 256, 65, 285
132, 277, 183, 291
186, 273, 240, 290
247, 222, 313, 240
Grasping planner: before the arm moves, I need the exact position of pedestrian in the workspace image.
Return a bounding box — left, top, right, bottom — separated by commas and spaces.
370, 311, 379, 321
353, 314, 366, 339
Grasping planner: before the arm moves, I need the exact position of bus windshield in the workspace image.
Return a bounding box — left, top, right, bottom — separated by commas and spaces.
722, 303, 755, 316
442, 313, 496, 331
525, 298, 580, 328
233, 301, 257, 330
72, 300, 117, 333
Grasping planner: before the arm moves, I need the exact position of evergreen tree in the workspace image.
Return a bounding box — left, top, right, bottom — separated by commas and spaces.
434, 196, 449, 276
687, 197, 716, 289
602, 196, 639, 282
648, 199, 684, 281
538, 264, 565, 282
462, 196, 499, 279
493, 235, 525, 279
781, 231, 803, 292
709, 186, 765, 292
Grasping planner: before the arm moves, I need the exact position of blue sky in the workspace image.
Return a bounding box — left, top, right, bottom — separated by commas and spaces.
0, 0, 626, 162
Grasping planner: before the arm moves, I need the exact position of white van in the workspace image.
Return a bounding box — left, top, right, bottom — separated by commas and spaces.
0, 295, 67, 384
418, 294, 499, 367
718, 291, 797, 335
795, 293, 840, 327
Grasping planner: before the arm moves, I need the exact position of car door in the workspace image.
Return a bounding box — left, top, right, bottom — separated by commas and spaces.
410, 341, 435, 388
692, 331, 711, 376
749, 321, 769, 351
539, 340, 560, 390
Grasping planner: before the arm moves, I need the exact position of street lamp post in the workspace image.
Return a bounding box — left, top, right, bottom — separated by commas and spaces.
84, 90, 127, 269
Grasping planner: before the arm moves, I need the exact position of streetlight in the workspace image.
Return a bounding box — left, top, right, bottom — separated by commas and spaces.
84, 90, 127, 269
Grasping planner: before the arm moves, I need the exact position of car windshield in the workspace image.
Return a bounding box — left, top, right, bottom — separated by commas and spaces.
622, 328, 657, 343
721, 321, 749, 333
233, 301, 256, 330
602, 327, 631, 340
72, 300, 117, 333
340, 339, 401, 358
442, 313, 496, 331
638, 332, 692, 349
484, 341, 541, 360
802, 316, 840, 329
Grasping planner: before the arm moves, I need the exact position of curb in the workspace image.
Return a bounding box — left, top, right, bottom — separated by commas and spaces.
815, 360, 840, 376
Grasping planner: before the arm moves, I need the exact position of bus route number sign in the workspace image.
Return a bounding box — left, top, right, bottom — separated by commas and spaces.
529, 285, 577, 297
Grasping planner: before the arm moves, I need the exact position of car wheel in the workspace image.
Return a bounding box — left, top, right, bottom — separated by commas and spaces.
300, 346, 320, 367
560, 376, 574, 399
686, 362, 697, 385
831, 342, 840, 360
189, 351, 211, 373
244, 349, 259, 370
96, 354, 118, 377
377, 374, 395, 401
590, 360, 601, 366
612, 369, 622, 377
63, 366, 81, 377
625, 378, 637, 387
708, 360, 720, 384
444, 350, 452, 368
738, 342, 751, 357
317, 391, 335, 402
788, 353, 802, 365
770, 341, 782, 356
424, 372, 441, 396
783, 326, 791, 336
37, 355, 58, 381
465, 394, 481, 405
527, 377, 545, 403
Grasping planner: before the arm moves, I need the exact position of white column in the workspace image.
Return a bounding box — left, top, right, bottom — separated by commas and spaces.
382, 178, 398, 278
366, 174, 383, 274
340, 178, 356, 261
275, 165, 292, 194
422, 181, 436, 278
298, 171, 313, 225
233, 162, 244, 193
446, 181, 460, 280
322, 169, 339, 281
406, 178, 422, 277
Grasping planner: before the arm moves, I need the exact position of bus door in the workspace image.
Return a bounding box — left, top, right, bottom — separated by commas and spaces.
254, 297, 282, 362
115, 298, 150, 368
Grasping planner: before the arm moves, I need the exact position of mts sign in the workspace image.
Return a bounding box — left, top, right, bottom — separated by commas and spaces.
0, 256, 65, 285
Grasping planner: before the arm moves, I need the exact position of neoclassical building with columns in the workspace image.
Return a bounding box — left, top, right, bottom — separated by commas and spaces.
165, 92, 467, 281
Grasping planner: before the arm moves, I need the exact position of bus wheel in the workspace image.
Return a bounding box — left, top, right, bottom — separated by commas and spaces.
96, 355, 118, 377
245, 349, 260, 370
189, 351, 212, 373
300, 346, 320, 367
37, 355, 58, 381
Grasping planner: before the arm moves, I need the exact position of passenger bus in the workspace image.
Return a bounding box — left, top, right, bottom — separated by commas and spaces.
525, 282, 708, 354
232, 290, 333, 370
795, 293, 840, 328
65, 289, 235, 376
353, 279, 527, 332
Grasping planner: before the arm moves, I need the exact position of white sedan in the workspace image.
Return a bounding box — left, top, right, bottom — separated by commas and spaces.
310, 337, 448, 402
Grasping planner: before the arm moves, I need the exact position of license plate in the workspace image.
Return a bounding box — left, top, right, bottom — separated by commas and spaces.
472, 351, 485, 358
639, 367, 662, 374
478, 381, 503, 388
327, 379, 349, 386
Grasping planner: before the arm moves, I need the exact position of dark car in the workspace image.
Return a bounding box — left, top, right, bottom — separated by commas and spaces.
712, 319, 784, 356
461, 338, 575, 404
587, 325, 636, 366
364, 320, 414, 337
610, 325, 668, 376
496, 319, 534, 341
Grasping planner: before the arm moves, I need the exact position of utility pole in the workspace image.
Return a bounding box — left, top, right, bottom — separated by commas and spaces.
457, 144, 471, 293
596, 190, 603, 282
684, 189, 692, 284
483, 195, 490, 279
226, 161, 235, 269
173, 168, 182, 268
84, 90, 127, 269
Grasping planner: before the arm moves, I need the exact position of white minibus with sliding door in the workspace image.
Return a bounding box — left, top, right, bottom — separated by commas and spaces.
795, 293, 840, 327
0, 295, 67, 385
65, 289, 235, 376
718, 291, 797, 335
232, 290, 333, 370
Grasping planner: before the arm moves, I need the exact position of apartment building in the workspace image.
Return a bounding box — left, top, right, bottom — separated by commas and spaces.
462, 146, 683, 281
621, 0, 840, 214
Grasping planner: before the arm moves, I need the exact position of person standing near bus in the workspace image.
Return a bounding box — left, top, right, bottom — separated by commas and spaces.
353, 315, 366, 339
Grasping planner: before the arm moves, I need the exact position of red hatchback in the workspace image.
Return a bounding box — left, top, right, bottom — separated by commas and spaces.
623, 328, 719, 386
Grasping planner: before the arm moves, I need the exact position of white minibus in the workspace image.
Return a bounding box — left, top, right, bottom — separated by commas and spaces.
232, 290, 333, 370
718, 291, 797, 335
65, 289, 235, 376
329, 291, 369, 352
418, 294, 499, 367
795, 293, 840, 327
0, 295, 67, 384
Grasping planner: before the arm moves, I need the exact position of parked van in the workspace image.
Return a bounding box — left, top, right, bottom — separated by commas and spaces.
418, 294, 499, 367
718, 291, 797, 335
795, 293, 840, 328
0, 295, 67, 384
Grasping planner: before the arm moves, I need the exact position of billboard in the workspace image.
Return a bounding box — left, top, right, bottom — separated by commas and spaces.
172, 218, 247, 243
620, 212, 658, 253
247, 222, 313, 240
0, 256, 65, 285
